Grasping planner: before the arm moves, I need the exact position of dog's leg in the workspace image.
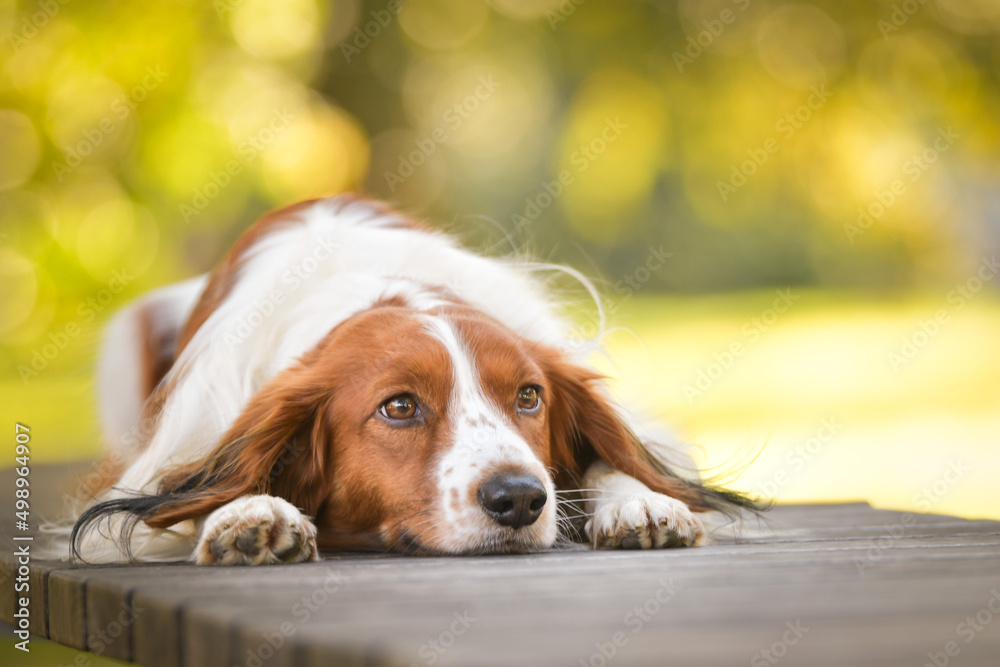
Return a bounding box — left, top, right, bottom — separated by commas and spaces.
582, 461, 706, 549
194, 495, 319, 565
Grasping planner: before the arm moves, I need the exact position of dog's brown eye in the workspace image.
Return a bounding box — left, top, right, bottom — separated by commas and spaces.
380, 395, 418, 420
516, 386, 540, 412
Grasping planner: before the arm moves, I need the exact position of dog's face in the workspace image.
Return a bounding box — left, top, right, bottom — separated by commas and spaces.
307, 304, 560, 554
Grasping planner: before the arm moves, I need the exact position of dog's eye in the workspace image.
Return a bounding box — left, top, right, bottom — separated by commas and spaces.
516, 386, 540, 413
380, 395, 419, 421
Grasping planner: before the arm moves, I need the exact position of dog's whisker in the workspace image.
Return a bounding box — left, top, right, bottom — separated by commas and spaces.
396, 519, 444, 556
382, 510, 436, 553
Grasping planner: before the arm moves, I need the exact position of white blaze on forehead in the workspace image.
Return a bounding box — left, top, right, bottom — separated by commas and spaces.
422, 315, 500, 426
422, 315, 533, 439
421, 315, 556, 551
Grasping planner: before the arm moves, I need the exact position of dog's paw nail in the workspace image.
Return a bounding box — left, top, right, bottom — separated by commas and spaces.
196, 496, 318, 565
588, 493, 703, 550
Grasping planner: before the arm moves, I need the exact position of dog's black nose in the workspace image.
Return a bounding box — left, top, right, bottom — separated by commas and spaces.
477, 473, 547, 529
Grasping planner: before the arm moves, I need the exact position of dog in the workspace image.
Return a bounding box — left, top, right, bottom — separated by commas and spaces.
68, 195, 756, 564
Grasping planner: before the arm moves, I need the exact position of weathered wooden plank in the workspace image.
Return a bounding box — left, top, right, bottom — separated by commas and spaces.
182, 603, 240, 667
0, 554, 13, 627
103, 569, 260, 667
737, 519, 1000, 541
35, 530, 1000, 623
0, 554, 57, 638
130, 575, 345, 667
748, 506, 995, 533
83, 561, 1000, 667
48, 546, 1000, 667
353, 612, 1000, 667
170, 582, 362, 667
611, 616, 998, 667
46, 569, 89, 649
72, 535, 1000, 612
282, 574, 1000, 667
270, 572, 998, 627
73, 544, 1000, 637
726, 510, 1000, 541
82, 562, 217, 664
120, 553, 1000, 667
108, 558, 1000, 631
85, 579, 143, 661
131, 589, 182, 667
28, 563, 48, 637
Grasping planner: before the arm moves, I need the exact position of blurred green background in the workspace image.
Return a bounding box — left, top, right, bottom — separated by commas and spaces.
1, 0, 998, 524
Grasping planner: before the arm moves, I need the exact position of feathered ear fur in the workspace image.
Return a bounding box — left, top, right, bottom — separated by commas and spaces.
71, 361, 333, 559
539, 348, 761, 516
144, 367, 332, 528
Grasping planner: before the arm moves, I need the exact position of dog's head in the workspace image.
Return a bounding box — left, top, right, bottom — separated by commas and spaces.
142, 296, 722, 555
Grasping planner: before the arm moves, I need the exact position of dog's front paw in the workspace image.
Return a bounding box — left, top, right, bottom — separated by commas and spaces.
195, 495, 318, 565
586, 492, 705, 549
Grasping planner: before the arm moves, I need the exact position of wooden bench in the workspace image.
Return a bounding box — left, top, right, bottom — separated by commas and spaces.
3, 464, 999, 666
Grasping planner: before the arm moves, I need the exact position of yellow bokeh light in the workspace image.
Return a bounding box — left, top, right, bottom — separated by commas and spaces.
3, 15, 76, 99
44, 73, 131, 161
401, 51, 553, 162
556, 70, 670, 242
671, 73, 789, 229
0, 109, 41, 190
935, 0, 1000, 33
755, 4, 845, 89
795, 102, 961, 248
262, 102, 370, 201
193, 53, 312, 146
822, 106, 916, 202
76, 198, 135, 277
0, 0, 14, 34
74, 199, 159, 282
0, 263, 56, 348
0, 250, 38, 337
399, 0, 490, 51
230, 0, 322, 60
489, 0, 566, 21
364, 128, 449, 209
49, 170, 129, 255
140, 109, 235, 200
677, 0, 761, 57
0, 189, 56, 259
856, 33, 968, 114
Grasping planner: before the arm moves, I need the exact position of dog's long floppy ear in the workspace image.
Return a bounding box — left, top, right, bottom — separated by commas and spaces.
140, 362, 334, 529
539, 348, 759, 515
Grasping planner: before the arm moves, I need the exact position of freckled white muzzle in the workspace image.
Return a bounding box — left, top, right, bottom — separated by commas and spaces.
423, 318, 558, 554
434, 422, 558, 554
